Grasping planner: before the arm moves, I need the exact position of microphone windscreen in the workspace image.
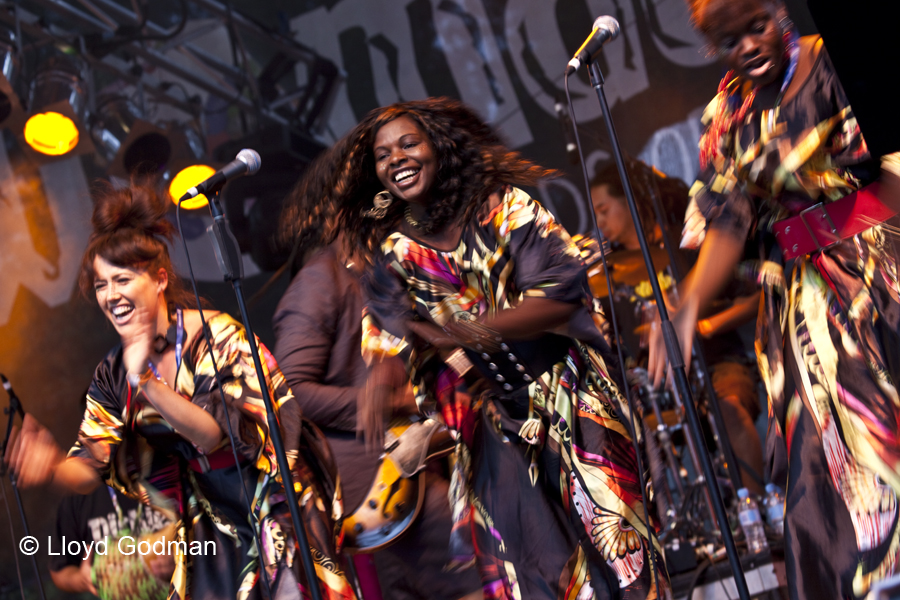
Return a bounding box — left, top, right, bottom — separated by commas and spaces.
592, 16, 620, 39
237, 149, 262, 175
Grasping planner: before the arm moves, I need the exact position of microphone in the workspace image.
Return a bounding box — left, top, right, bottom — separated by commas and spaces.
0, 374, 25, 417
179, 148, 261, 202
566, 16, 620, 75
197, 151, 261, 281
554, 98, 579, 164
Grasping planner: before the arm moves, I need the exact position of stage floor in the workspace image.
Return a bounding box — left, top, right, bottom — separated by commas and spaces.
671, 548, 788, 600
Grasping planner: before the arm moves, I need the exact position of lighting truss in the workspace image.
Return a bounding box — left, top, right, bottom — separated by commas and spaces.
0, 0, 343, 138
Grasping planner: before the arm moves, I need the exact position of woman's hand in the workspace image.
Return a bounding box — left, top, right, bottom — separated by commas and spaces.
407, 320, 457, 350
50, 559, 98, 595
4, 414, 64, 488
358, 359, 407, 454
121, 305, 156, 379
647, 294, 699, 389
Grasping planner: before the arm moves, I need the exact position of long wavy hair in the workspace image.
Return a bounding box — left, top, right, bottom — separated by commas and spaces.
279, 138, 350, 273
78, 181, 196, 309
292, 97, 555, 258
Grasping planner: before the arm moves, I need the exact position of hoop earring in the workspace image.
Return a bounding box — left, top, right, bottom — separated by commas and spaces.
779, 15, 794, 33
361, 190, 393, 219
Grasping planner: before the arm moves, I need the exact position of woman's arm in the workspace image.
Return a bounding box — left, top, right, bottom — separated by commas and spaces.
648, 228, 745, 387
50, 561, 97, 596
697, 292, 761, 338
139, 379, 223, 454
273, 255, 359, 432
123, 307, 222, 455
482, 297, 577, 340
4, 415, 100, 493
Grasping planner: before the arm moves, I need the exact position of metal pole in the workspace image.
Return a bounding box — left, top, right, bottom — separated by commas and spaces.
587, 61, 751, 600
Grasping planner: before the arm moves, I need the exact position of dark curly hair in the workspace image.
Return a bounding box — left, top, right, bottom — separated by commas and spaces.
590, 158, 691, 243
279, 136, 351, 272
290, 97, 555, 258
78, 181, 196, 309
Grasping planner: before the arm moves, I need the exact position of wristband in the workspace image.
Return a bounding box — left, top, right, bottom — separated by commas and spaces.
127, 369, 153, 389
445, 348, 473, 377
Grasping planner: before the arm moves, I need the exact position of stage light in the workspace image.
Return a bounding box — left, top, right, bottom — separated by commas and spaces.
24, 56, 91, 159
24, 111, 79, 155
90, 96, 171, 177
169, 163, 216, 210
161, 122, 217, 210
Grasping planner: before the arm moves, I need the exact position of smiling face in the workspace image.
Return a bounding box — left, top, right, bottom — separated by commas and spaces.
373, 115, 438, 207
93, 256, 167, 337
698, 0, 787, 88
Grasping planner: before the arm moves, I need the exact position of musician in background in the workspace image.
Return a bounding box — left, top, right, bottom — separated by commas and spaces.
50, 392, 173, 600
589, 159, 764, 494
273, 166, 482, 600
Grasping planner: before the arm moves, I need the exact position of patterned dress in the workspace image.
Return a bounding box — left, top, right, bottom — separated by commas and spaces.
688, 37, 900, 599
69, 312, 355, 600
361, 188, 669, 599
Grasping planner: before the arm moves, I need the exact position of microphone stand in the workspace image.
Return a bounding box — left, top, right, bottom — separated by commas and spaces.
645, 178, 745, 493
0, 376, 47, 600
585, 61, 751, 600
203, 192, 323, 600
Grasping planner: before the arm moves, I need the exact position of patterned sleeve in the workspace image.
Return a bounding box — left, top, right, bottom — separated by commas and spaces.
361, 249, 454, 417
68, 352, 126, 480
360, 252, 415, 367
499, 187, 589, 304
688, 89, 757, 241
186, 313, 299, 475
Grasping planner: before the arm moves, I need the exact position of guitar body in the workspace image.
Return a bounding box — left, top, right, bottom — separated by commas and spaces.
341, 416, 453, 553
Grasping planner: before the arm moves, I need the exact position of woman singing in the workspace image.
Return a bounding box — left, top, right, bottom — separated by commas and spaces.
5, 184, 354, 599
649, 1, 900, 597
309, 97, 668, 599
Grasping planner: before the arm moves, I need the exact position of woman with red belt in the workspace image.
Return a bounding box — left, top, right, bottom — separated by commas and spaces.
649, 1, 900, 597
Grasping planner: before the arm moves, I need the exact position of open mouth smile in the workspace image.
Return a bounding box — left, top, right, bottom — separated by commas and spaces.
392, 168, 420, 187
110, 304, 135, 324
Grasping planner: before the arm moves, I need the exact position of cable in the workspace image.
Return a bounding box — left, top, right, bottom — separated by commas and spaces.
0, 476, 26, 600
564, 72, 662, 599
175, 198, 275, 600
685, 557, 712, 600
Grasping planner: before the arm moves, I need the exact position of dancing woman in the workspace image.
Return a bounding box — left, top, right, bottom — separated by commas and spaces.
648, 1, 900, 597
303, 97, 669, 599
273, 155, 483, 600
5, 184, 354, 600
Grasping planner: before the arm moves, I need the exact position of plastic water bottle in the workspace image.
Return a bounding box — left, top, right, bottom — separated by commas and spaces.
764, 483, 785, 536
737, 488, 768, 554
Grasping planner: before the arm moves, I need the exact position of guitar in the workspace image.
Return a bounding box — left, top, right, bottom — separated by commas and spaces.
341, 416, 454, 553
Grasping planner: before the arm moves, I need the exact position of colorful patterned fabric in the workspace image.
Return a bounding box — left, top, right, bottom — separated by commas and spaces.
69, 312, 355, 600
691, 38, 900, 599
362, 187, 669, 599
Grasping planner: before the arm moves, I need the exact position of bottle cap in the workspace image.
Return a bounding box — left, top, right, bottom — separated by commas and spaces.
765, 483, 776, 493
737, 487, 749, 499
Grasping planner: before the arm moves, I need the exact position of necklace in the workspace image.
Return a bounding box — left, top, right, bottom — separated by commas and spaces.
405, 205, 422, 229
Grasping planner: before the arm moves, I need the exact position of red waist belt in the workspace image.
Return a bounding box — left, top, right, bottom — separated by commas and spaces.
188, 447, 245, 473
773, 183, 900, 260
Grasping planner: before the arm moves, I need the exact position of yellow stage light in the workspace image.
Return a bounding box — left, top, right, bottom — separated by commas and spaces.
169, 164, 216, 210
24, 111, 79, 155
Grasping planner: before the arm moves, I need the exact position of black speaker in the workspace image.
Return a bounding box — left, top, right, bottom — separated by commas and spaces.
807, 1, 900, 157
